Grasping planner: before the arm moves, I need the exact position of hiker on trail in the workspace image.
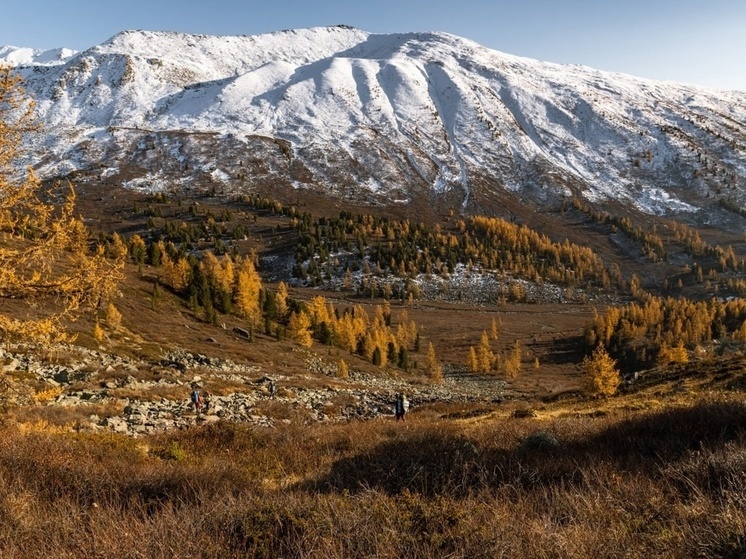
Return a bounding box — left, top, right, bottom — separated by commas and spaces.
268, 378, 277, 399
395, 392, 409, 421
190, 385, 202, 414
201, 389, 211, 413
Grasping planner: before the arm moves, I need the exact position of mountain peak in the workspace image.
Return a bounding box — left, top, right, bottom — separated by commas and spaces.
8, 27, 746, 220
97, 26, 371, 53
0, 45, 76, 66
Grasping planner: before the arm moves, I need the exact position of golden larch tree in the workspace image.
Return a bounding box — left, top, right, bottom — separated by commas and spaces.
161, 253, 190, 292
233, 256, 262, 324
337, 359, 349, 379
0, 65, 123, 342
333, 311, 365, 353
504, 340, 522, 378
736, 320, 746, 342
582, 345, 621, 397
477, 331, 495, 372
275, 281, 289, 320
307, 295, 333, 328
288, 310, 313, 348
426, 341, 443, 383
466, 346, 479, 373
364, 324, 393, 367
199, 252, 220, 287
218, 254, 235, 297
395, 309, 417, 349
491, 316, 501, 340
104, 302, 122, 330
657, 342, 688, 365
128, 234, 146, 264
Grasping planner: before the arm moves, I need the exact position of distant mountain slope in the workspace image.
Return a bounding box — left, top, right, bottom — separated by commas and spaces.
4, 26, 746, 222
0, 45, 77, 66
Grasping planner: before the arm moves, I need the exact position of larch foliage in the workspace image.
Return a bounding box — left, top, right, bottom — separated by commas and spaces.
504, 340, 522, 378
337, 359, 349, 379
307, 295, 333, 327
395, 310, 417, 349
333, 312, 356, 353
173, 257, 192, 291
467, 346, 479, 373
162, 254, 190, 292
365, 324, 393, 367
581, 345, 620, 397
736, 321, 746, 342
657, 342, 688, 365
491, 316, 501, 340
426, 342, 443, 383
92, 322, 105, 342
107, 233, 128, 261
373, 304, 387, 329
233, 256, 262, 324
218, 254, 235, 296
128, 234, 146, 264
477, 331, 495, 372
334, 309, 366, 353
0, 65, 124, 343
200, 252, 221, 287
288, 310, 313, 347
104, 302, 122, 330
275, 281, 289, 320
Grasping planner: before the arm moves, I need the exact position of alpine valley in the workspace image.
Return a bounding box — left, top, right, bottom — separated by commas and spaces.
3, 26, 746, 558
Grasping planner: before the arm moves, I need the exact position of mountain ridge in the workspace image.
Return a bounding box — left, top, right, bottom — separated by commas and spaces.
2, 26, 745, 223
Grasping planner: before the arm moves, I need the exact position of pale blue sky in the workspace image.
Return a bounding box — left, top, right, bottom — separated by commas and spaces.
2, 0, 745, 90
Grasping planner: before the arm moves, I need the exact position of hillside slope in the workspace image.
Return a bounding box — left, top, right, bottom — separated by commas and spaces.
3, 26, 745, 223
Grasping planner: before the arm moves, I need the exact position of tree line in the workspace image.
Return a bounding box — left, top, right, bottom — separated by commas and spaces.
586, 295, 746, 372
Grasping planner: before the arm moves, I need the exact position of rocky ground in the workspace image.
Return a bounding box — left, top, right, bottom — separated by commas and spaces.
0, 344, 509, 436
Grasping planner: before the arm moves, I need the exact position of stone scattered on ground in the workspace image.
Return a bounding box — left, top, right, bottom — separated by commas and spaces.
0, 344, 509, 436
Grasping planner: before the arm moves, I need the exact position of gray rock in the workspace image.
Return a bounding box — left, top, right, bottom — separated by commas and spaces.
106, 417, 129, 434
3, 358, 21, 372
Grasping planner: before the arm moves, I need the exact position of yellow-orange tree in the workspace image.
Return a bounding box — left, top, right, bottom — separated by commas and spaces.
0, 66, 123, 342
581, 345, 620, 397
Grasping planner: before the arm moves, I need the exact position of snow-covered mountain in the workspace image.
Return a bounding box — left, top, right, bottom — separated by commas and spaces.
0, 45, 77, 66
4, 26, 746, 220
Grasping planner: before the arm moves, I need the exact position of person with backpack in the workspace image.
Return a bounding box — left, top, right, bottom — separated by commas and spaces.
268, 378, 277, 399
190, 385, 202, 414
395, 392, 409, 421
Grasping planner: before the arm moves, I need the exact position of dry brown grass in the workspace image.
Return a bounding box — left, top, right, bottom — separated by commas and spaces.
7, 400, 127, 428
252, 400, 311, 423
197, 378, 254, 397
1, 392, 746, 558
108, 385, 188, 403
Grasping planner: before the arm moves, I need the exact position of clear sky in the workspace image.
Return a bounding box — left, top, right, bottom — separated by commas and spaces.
2, 0, 745, 91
